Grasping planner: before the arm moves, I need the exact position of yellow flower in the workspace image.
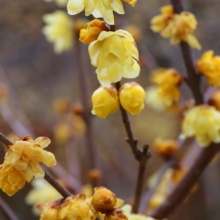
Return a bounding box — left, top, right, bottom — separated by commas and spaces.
25, 179, 62, 215
80, 19, 109, 44
119, 82, 145, 115
122, 205, 155, 220
151, 5, 201, 49
55, 0, 68, 7
196, 50, 220, 86
105, 208, 128, 220
67, 0, 137, 25
181, 105, 220, 147
91, 85, 119, 118
208, 90, 220, 110
42, 10, 74, 54
0, 136, 56, 196
89, 30, 139, 86
125, 25, 142, 42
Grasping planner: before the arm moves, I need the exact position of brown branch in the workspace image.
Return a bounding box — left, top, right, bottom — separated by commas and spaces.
170, 0, 203, 105
0, 133, 72, 198
0, 197, 18, 220
75, 40, 97, 182
150, 143, 219, 219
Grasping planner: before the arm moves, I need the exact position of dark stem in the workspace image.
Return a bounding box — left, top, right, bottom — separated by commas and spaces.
0, 133, 72, 198
0, 197, 18, 220
75, 40, 97, 184
132, 145, 151, 213
171, 0, 203, 105
150, 143, 219, 219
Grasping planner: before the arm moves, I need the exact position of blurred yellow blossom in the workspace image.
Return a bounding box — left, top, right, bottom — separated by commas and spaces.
91, 85, 119, 118
153, 138, 178, 158
119, 82, 145, 115
122, 204, 155, 220
196, 50, 220, 86
151, 5, 201, 49
208, 90, 220, 110
42, 10, 74, 54
0, 136, 56, 196
25, 179, 62, 215
181, 105, 220, 147
125, 25, 142, 42
55, 0, 68, 7
80, 19, 109, 44
89, 30, 139, 86
67, 0, 137, 25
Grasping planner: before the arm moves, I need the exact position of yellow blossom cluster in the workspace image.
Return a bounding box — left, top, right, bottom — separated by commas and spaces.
0, 136, 56, 196
89, 30, 140, 86
42, 10, 74, 54
196, 50, 220, 87
67, 0, 137, 25
151, 5, 201, 49
181, 105, 220, 147
91, 83, 145, 118
146, 68, 183, 111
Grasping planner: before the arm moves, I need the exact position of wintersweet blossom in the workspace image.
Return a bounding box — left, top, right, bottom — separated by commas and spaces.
80, 19, 109, 44
122, 205, 156, 220
181, 105, 220, 147
196, 50, 220, 86
42, 10, 74, 54
119, 82, 145, 115
151, 5, 201, 49
91, 85, 119, 118
67, 0, 137, 25
89, 30, 140, 86
25, 179, 62, 215
0, 136, 56, 196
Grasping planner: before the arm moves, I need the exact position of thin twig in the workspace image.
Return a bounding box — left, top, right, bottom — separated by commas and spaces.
0, 133, 72, 198
0, 196, 19, 220
170, 0, 203, 105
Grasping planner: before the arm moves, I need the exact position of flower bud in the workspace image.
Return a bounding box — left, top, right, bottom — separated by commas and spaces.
119, 82, 145, 115
153, 138, 178, 159
80, 19, 109, 44
208, 90, 220, 111
88, 169, 102, 181
105, 208, 128, 220
92, 187, 117, 213
91, 85, 119, 118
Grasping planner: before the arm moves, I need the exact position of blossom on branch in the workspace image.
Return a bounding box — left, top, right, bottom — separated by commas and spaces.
42, 10, 74, 54
119, 82, 145, 115
0, 136, 56, 196
89, 30, 140, 86
181, 105, 220, 147
151, 5, 201, 49
91, 85, 119, 118
196, 50, 220, 87
67, 0, 138, 25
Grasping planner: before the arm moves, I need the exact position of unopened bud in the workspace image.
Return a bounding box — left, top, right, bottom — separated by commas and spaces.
88, 169, 102, 181
105, 208, 128, 220
119, 82, 145, 115
92, 187, 117, 213
208, 90, 220, 111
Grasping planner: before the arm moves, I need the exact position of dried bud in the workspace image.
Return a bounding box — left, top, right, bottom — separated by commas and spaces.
119, 82, 145, 115
71, 103, 84, 116
91, 85, 119, 118
153, 138, 178, 159
105, 208, 128, 220
88, 169, 102, 181
92, 187, 117, 213
208, 90, 220, 111
80, 19, 109, 44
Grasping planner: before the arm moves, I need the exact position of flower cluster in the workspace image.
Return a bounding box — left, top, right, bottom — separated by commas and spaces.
0, 136, 56, 196
146, 68, 183, 111
151, 5, 201, 49
67, 0, 138, 25
181, 105, 220, 147
91, 82, 145, 118
196, 50, 220, 86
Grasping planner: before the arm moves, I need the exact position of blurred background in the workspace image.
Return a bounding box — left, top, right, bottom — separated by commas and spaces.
0, 0, 220, 219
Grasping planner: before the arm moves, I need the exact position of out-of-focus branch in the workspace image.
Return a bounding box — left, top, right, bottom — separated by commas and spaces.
0, 196, 18, 220
150, 143, 219, 219
170, 0, 203, 105
0, 133, 72, 198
